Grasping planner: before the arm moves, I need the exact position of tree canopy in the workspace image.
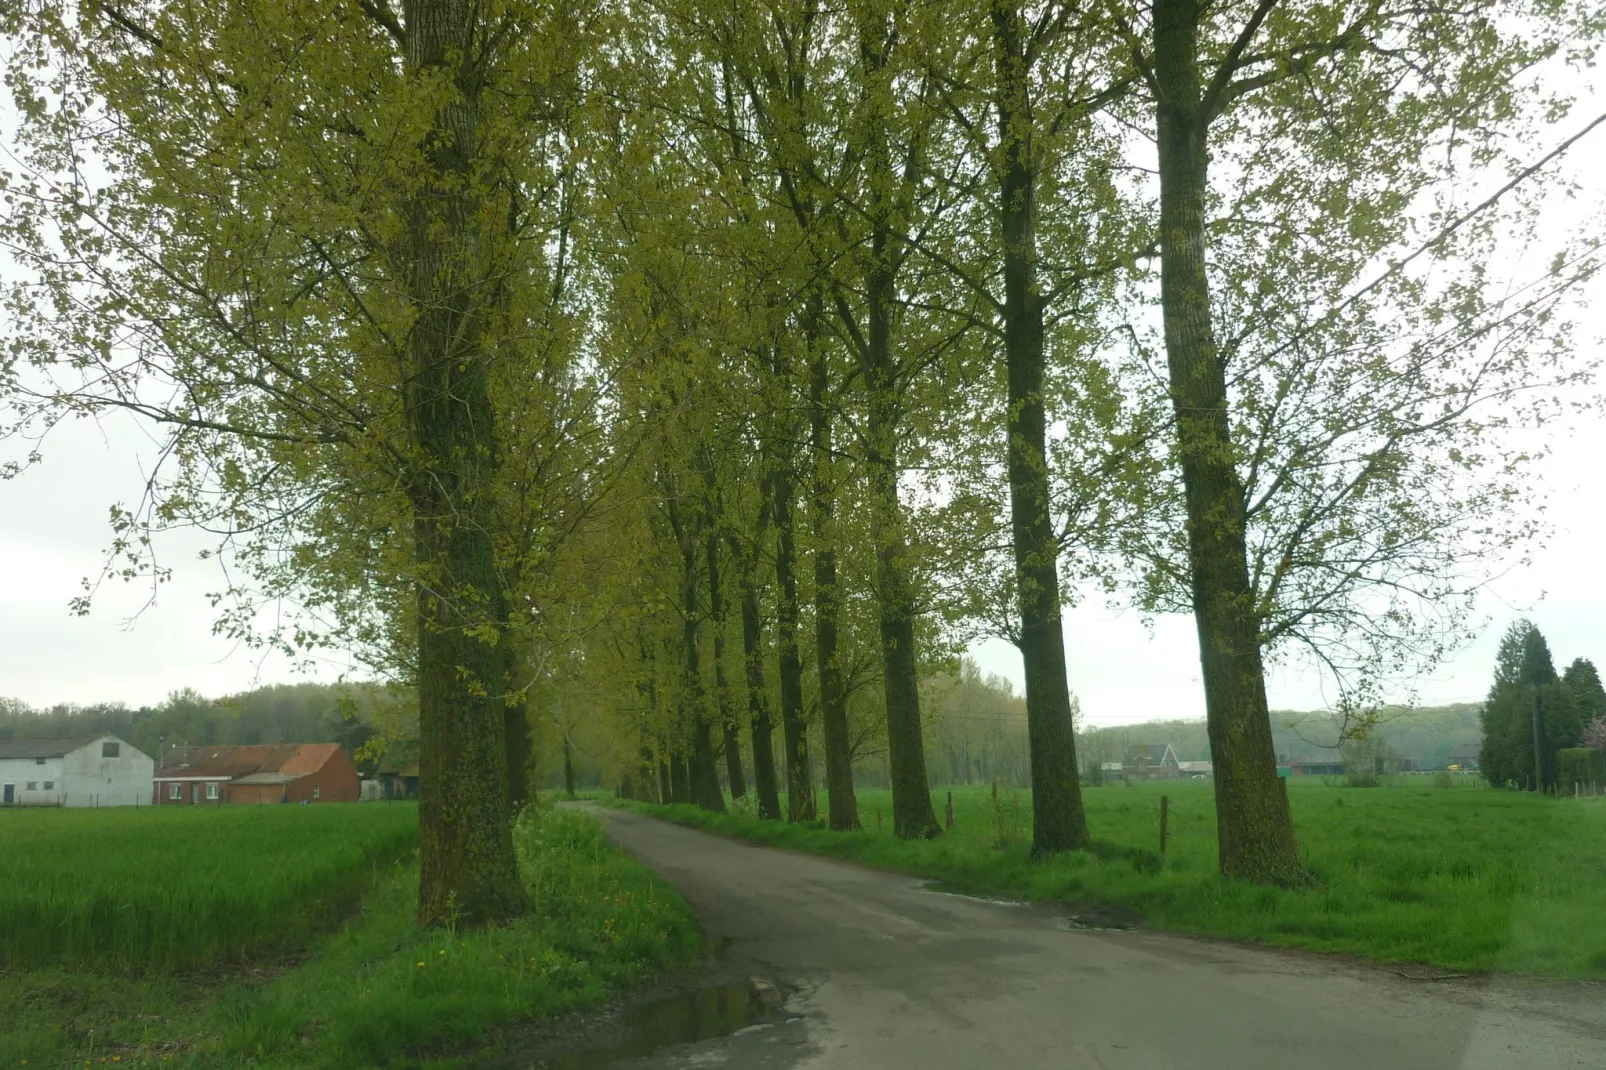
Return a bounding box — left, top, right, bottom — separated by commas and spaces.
4, 0, 1603, 906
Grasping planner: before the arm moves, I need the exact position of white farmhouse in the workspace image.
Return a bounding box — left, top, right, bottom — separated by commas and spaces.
0, 734, 155, 807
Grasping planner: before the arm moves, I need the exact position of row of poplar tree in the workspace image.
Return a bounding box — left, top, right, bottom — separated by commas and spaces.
3, 0, 1603, 926
1480, 621, 1606, 792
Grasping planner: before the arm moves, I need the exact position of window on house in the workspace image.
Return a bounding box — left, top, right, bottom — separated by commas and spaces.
102, 742, 120, 758
35, 757, 45, 765
168, 783, 182, 800
42, 781, 53, 790
313, 787, 321, 800
25, 782, 37, 791
205, 782, 220, 800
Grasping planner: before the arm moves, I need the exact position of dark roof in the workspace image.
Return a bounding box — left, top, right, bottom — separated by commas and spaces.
1450, 743, 1481, 760
156, 743, 345, 780
232, 772, 301, 786
0, 736, 98, 760
1124, 744, 1174, 765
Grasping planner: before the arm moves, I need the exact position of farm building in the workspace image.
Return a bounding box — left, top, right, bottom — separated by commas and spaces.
1123, 744, 1181, 779
1286, 758, 1347, 776
1178, 760, 1213, 777
1449, 743, 1481, 771
153, 743, 359, 805
376, 759, 419, 800
0, 734, 154, 807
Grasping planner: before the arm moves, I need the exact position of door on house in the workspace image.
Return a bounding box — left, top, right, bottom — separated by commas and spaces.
191, 784, 199, 804
2, 784, 12, 805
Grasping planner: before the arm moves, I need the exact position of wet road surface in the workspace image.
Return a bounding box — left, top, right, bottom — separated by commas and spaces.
504, 805, 1606, 1069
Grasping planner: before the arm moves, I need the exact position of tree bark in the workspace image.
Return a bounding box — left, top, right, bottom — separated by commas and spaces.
503, 699, 531, 809
808, 313, 859, 831
773, 466, 816, 821
670, 754, 691, 804
669, 482, 726, 813
734, 528, 783, 819
991, 0, 1089, 854
403, 0, 523, 927
562, 734, 576, 799
1153, 0, 1302, 885
707, 526, 748, 799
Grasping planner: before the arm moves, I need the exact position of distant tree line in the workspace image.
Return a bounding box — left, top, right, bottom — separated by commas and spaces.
0, 683, 387, 775
1480, 621, 1606, 792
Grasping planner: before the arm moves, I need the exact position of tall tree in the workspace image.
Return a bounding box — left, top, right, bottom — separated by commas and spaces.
1481, 620, 1579, 790
402, 0, 525, 921
1563, 658, 1606, 728
0, 0, 620, 923
1112, 0, 1603, 883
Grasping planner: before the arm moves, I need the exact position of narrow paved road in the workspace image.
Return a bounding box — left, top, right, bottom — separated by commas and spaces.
561, 806, 1606, 1069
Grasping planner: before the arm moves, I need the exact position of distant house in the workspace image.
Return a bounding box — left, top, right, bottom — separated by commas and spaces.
1449, 744, 1480, 771
1177, 760, 1213, 777
1287, 758, 1347, 776
376, 759, 419, 800
1123, 744, 1180, 779
153, 743, 358, 805
0, 734, 153, 807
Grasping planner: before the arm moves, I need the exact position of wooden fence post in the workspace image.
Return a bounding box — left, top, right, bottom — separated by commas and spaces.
1159, 795, 1170, 855
945, 791, 955, 831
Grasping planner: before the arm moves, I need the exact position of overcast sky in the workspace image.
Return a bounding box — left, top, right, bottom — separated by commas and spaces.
2, 50, 1604, 726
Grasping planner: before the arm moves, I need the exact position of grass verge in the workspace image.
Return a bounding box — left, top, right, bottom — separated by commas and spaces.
0, 805, 701, 1068
607, 781, 1606, 978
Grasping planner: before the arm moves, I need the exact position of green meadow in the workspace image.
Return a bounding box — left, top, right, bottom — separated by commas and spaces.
611, 779, 1606, 977
0, 804, 419, 969
0, 805, 700, 1068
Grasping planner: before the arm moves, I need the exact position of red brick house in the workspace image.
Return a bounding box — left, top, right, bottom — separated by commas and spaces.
153, 744, 359, 805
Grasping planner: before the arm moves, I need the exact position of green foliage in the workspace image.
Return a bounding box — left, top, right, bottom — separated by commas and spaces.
0, 807, 700, 1068
616, 781, 1606, 977
0, 805, 417, 970
1482, 620, 1583, 790
1556, 748, 1606, 792
1564, 658, 1606, 724
0, 682, 400, 770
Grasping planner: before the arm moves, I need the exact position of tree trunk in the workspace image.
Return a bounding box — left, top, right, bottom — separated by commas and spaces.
657, 759, 672, 804
856, 13, 940, 841
562, 735, 576, 799
773, 466, 816, 822
707, 520, 747, 799
670, 754, 691, 804
504, 700, 531, 809
403, 0, 523, 926
808, 313, 859, 831
991, 0, 1089, 854
1153, 0, 1301, 885
670, 485, 726, 813
735, 533, 783, 820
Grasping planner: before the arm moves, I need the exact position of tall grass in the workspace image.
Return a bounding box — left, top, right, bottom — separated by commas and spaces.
613, 780, 1606, 977
0, 804, 419, 969
0, 806, 702, 1068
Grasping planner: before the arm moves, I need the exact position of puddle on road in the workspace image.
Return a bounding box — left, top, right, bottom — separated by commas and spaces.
920, 882, 1029, 907
529, 981, 782, 1069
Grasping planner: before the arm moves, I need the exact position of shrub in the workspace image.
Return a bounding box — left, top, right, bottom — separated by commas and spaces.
1556, 748, 1606, 793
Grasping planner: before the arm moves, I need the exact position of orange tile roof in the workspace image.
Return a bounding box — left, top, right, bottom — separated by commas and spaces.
156, 743, 343, 780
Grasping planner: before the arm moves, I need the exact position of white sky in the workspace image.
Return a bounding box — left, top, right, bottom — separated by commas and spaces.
1, 35, 1603, 722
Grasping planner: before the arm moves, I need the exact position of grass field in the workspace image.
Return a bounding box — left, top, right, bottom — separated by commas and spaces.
0, 803, 419, 969
610, 779, 1606, 978
0, 805, 702, 1068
